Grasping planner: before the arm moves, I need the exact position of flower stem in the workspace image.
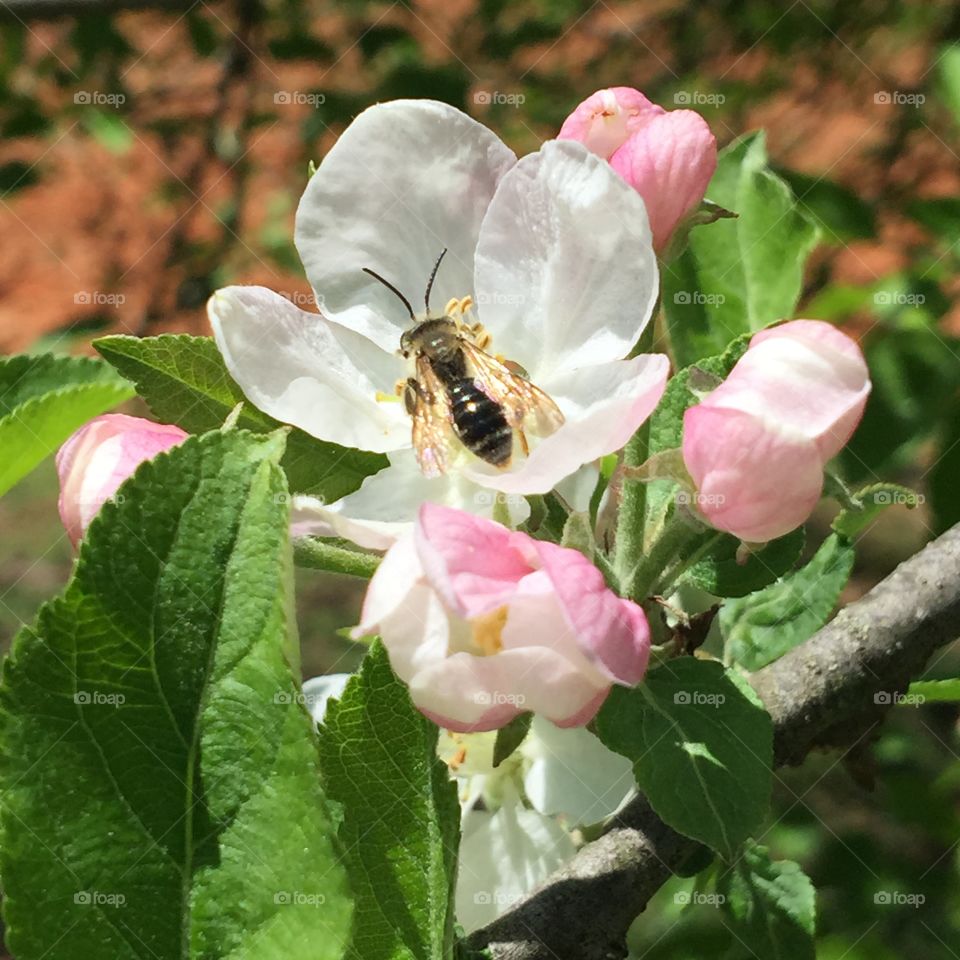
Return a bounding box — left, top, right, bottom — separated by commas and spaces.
293, 537, 381, 578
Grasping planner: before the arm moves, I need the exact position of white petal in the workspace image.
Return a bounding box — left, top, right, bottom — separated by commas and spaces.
295, 100, 517, 353
301, 673, 352, 726
474, 139, 659, 379
554, 464, 600, 512
208, 285, 408, 453
522, 717, 634, 826
293, 450, 530, 550
463, 354, 669, 495
455, 794, 576, 934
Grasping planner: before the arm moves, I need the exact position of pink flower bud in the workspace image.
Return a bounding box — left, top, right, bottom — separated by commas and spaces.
682, 321, 871, 543
559, 87, 717, 251
356, 503, 651, 732
56, 414, 188, 546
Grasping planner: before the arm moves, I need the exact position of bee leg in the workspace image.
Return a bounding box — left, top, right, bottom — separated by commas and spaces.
403, 377, 424, 416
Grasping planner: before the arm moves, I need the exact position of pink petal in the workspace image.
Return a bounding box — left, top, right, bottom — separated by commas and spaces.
354, 533, 424, 637
682, 405, 824, 543
744, 320, 871, 460
534, 540, 651, 685
609, 110, 717, 251
415, 503, 535, 618
408, 646, 609, 733
558, 87, 664, 160
56, 414, 188, 546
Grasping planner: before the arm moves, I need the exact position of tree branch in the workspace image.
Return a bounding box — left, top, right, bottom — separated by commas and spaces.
468, 523, 960, 960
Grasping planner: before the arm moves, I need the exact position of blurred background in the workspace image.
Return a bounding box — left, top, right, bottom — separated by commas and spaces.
0, 0, 958, 956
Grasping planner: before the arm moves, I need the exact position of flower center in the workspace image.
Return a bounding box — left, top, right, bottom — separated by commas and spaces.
470, 606, 508, 656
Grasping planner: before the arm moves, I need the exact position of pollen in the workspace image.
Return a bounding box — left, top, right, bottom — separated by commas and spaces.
470, 605, 508, 655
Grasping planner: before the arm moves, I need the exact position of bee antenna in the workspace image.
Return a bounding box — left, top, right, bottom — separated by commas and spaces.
362, 267, 415, 321
424, 247, 448, 314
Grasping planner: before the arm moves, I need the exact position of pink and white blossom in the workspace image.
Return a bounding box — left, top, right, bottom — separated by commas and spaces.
56, 414, 188, 546
354, 503, 651, 732
209, 99, 668, 549
682, 320, 871, 543
559, 87, 717, 251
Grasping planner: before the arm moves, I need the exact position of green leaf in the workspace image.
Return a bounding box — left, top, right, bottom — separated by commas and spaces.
0, 353, 134, 496
907, 678, 960, 703
95, 334, 386, 501
681, 528, 806, 599
717, 839, 816, 960
776, 169, 876, 242
721, 534, 854, 671
935, 43, 960, 125
832, 482, 925, 538
492, 712, 532, 768
595, 658, 773, 859
840, 325, 960, 481
318, 641, 459, 960
0, 429, 352, 960
662, 133, 819, 366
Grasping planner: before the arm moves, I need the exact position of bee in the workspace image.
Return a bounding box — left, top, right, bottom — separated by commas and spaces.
364, 249, 564, 478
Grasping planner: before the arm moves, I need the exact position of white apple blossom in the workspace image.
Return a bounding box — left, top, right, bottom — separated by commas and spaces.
209, 99, 666, 548
303, 674, 633, 935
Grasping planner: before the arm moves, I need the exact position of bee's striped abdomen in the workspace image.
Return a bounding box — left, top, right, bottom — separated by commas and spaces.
449, 379, 513, 467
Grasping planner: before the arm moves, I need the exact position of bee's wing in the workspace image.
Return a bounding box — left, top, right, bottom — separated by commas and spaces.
461, 341, 565, 438
411, 356, 454, 478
